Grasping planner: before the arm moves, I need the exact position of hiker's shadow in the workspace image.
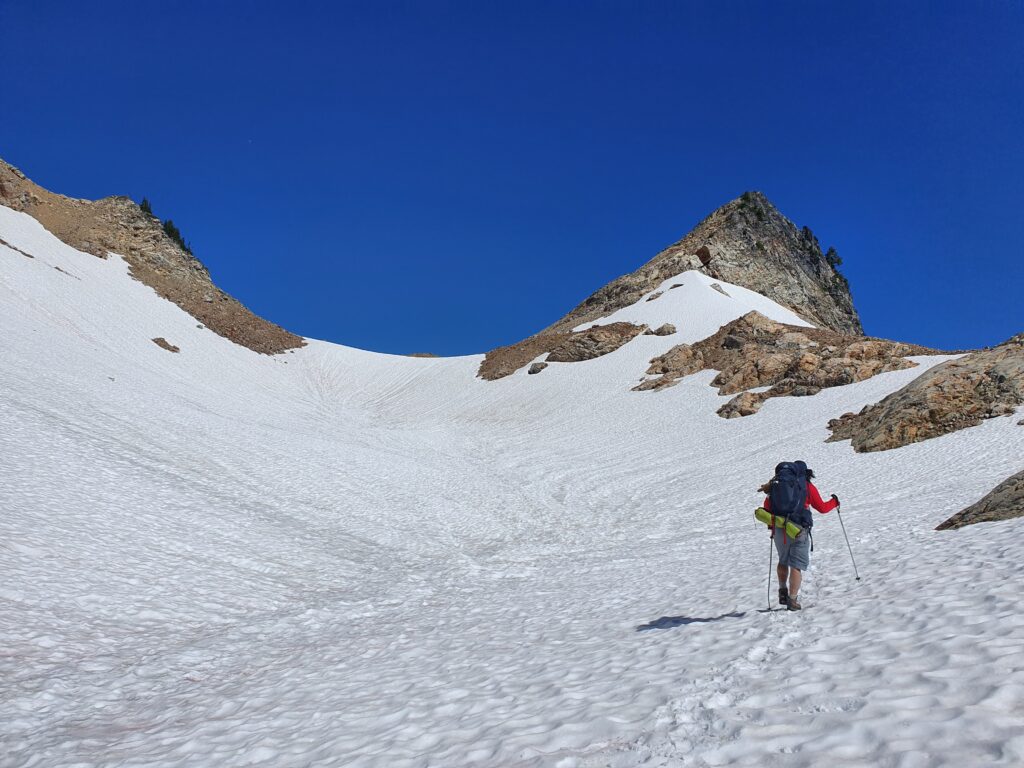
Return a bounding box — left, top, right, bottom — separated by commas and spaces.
636, 611, 746, 632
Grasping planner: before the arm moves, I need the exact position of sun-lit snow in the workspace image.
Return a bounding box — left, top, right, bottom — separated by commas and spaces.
2, 204, 1023, 767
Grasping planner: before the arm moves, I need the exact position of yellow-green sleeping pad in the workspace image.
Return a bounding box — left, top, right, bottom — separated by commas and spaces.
754, 507, 803, 539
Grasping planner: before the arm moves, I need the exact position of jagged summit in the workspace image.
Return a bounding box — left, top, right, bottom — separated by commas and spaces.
0, 158, 303, 354
547, 190, 862, 336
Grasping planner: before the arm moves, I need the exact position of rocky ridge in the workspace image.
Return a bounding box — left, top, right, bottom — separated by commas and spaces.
0, 158, 303, 354
936, 470, 1024, 530
828, 333, 1024, 452
545, 191, 861, 337
635, 311, 937, 417
481, 191, 862, 380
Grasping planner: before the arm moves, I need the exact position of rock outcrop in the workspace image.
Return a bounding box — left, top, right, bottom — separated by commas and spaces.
152, 337, 180, 353
936, 470, 1024, 530
478, 322, 646, 380
0, 158, 303, 355
546, 323, 648, 363
827, 334, 1024, 452
635, 311, 937, 417
543, 191, 861, 337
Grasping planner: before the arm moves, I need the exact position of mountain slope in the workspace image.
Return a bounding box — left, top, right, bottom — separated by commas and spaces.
546, 190, 861, 336
0, 158, 303, 354
2, 199, 1024, 768
480, 191, 865, 380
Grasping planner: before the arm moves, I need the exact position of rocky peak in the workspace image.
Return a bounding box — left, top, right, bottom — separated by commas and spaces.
546, 191, 862, 336
0, 157, 303, 354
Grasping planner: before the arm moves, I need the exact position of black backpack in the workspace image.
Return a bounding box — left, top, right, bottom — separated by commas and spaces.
769, 462, 809, 527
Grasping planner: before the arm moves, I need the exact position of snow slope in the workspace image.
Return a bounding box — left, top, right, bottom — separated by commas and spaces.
2, 204, 1023, 768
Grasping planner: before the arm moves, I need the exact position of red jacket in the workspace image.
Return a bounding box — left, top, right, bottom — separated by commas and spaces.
763, 482, 838, 515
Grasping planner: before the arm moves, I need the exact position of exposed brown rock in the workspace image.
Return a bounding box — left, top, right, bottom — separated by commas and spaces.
528, 362, 548, 375
634, 311, 938, 418
644, 323, 676, 337
478, 333, 569, 381
538, 191, 862, 338
547, 322, 647, 363
478, 322, 646, 380
936, 470, 1024, 530
152, 337, 180, 353
828, 333, 1024, 452
645, 291, 663, 302
0, 158, 304, 355
0, 235, 34, 259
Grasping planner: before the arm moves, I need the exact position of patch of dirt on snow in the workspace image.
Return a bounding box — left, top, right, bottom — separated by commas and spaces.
152, 337, 180, 353
0, 235, 35, 259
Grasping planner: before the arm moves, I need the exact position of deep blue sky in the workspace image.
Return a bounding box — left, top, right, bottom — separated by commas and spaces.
3, 1, 1021, 354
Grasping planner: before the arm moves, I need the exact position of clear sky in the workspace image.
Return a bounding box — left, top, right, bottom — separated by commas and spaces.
2, 1, 1021, 355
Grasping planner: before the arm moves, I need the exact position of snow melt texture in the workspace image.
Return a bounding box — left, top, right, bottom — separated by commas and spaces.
2, 205, 1024, 768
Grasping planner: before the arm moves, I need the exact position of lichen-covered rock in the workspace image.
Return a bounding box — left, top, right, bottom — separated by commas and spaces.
0, 158, 304, 355
546, 323, 647, 363
478, 333, 570, 380
828, 333, 1024, 452
936, 470, 1024, 529
717, 392, 762, 418
478, 322, 646, 380
635, 311, 937, 416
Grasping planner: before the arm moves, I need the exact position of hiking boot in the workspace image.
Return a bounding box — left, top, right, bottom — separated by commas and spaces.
778, 587, 789, 607
787, 596, 802, 611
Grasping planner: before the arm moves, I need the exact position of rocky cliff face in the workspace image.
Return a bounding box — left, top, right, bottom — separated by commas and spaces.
0, 159, 303, 355
546, 191, 861, 336
828, 333, 1024, 452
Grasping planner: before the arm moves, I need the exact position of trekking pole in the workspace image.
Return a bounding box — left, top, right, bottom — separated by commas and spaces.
836, 507, 861, 580
767, 530, 774, 610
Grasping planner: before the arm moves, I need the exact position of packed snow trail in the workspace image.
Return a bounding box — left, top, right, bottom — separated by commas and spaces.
2, 205, 1023, 767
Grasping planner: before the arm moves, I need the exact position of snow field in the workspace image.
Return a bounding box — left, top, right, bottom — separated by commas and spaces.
2, 204, 1023, 767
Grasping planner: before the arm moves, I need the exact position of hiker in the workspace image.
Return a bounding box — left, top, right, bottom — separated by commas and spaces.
760, 461, 839, 611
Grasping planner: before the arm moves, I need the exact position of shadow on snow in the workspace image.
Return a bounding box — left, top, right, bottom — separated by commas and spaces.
636, 611, 746, 632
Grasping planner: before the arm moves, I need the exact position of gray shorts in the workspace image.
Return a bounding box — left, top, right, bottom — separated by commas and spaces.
774, 529, 810, 570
